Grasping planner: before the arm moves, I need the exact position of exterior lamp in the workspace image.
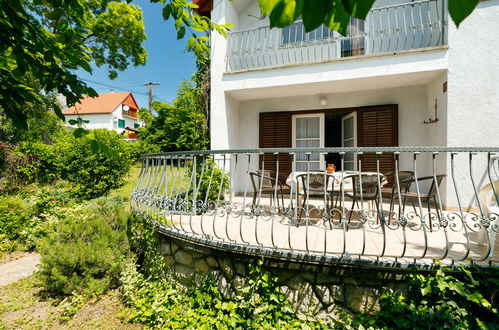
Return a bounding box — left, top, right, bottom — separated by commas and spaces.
319, 97, 327, 106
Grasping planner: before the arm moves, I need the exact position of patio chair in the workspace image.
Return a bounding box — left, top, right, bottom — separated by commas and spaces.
398, 175, 446, 230
381, 171, 414, 219
338, 174, 383, 225
296, 172, 332, 227
249, 170, 287, 212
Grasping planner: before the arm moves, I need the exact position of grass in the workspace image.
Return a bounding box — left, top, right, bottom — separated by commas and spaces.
0, 277, 141, 329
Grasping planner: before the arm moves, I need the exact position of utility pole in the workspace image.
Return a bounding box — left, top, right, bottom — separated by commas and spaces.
144, 82, 160, 114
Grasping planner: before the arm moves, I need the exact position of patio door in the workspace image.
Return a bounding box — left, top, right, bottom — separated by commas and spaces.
292, 114, 325, 171
341, 112, 357, 170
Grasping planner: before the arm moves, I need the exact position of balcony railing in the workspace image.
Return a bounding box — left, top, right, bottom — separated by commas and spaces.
225, 0, 447, 72
131, 147, 499, 268
123, 110, 138, 118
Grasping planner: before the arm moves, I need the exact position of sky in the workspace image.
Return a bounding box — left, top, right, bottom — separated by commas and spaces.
76, 0, 197, 109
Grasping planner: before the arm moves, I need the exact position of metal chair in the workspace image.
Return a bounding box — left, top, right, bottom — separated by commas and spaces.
381, 171, 415, 218
296, 172, 332, 227
249, 170, 286, 212
398, 175, 446, 229
341, 174, 383, 224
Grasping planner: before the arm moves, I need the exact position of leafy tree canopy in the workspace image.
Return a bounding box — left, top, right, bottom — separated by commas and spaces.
0, 0, 482, 134
0, 0, 147, 130
140, 80, 209, 152
252, 0, 480, 34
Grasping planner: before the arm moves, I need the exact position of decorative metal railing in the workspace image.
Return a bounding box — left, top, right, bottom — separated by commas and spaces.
131, 147, 499, 268
225, 0, 447, 72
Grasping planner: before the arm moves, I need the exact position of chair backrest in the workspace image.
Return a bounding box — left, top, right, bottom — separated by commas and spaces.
249, 171, 276, 192
383, 171, 414, 189
348, 174, 381, 200
427, 174, 446, 198
296, 173, 331, 196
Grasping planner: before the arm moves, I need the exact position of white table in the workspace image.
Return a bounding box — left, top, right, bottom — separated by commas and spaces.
286, 171, 386, 192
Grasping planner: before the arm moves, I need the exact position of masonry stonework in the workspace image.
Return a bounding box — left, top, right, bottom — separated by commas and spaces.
157, 235, 407, 323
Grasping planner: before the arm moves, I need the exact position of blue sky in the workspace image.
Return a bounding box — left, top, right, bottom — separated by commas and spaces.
76, 0, 197, 109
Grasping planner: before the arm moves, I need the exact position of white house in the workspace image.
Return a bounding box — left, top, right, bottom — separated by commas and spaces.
201, 0, 499, 209
63, 91, 142, 138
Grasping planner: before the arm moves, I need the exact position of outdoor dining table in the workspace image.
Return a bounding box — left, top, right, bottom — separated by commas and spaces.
285, 171, 387, 193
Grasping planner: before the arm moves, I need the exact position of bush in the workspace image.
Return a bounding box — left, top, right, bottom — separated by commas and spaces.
14, 141, 62, 183
120, 260, 323, 328
37, 195, 131, 296
0, 195, 30, 241
60, 129, 133, 199
125, 139, 160, 162
341, 266, 499, 329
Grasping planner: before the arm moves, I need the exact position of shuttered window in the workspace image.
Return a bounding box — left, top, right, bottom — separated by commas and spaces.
259, 112, 292, 183
357, 105, 398, 178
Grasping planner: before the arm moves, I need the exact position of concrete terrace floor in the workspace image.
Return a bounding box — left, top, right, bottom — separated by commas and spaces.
136, 195, 499, 267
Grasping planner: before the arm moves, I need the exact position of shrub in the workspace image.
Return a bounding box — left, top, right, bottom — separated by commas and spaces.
120, 260, 323, 328
60, 129, 132, 199
37, 195, 131, 296
341, 266, 499, 329
125, 139, 160, 162
14, 141, 62, 183
0, 195, 30, 241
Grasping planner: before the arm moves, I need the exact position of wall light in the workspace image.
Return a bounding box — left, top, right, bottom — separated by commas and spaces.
319, 97, 328, 106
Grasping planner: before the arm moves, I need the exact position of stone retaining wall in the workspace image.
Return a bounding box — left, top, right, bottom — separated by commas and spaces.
157, 235, 408, 323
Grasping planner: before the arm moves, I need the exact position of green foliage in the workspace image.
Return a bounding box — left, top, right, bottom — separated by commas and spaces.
61, 129, 133, 199
0, 195, 30, 242
120, 259, 323, 328
140, 81, 209, 152
257, 0, 480, 35
124, 140, 161, 162
0, 0, 146, 129
6, 129, 132, 199
194, 158, 230, 203
0, 182, 78, 254
14, 141, 62, 184
340, 266, 499, 329
37, 196, 132, 296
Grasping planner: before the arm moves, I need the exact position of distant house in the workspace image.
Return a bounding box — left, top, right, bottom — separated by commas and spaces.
63, 91, 142, 138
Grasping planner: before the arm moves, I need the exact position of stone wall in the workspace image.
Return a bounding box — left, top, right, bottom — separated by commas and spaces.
157, 235, 408, 324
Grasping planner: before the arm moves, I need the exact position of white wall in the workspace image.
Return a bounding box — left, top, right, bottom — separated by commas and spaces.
444, 0, 499, 209
230, 84, 442, 193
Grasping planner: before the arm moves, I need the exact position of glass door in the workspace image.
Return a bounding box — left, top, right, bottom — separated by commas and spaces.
293, 114, 324, 172
341, 112, 357, 171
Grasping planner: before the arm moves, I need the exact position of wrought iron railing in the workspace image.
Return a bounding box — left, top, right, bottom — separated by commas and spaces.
225, 0, 447, 72
131, 147, 499, 268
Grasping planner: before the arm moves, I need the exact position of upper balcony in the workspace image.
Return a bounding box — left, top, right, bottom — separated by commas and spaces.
225, 0, 447, 73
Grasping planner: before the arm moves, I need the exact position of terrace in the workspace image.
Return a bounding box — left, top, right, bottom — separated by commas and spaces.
132, 147, 499, 268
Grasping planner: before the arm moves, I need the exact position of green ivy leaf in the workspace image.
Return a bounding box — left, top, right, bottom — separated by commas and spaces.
68, 119, 78, 125
341, 0, 376, 19
89, 139, 99, 153
302, 0, 330, 32
73, 127, 89, 138
269, 0, 303, 28
162, 4, 171, 20
324, 0, 350, 36
258, 0, 280, 16
448, 0, 479, 27
177, 26, 186, 39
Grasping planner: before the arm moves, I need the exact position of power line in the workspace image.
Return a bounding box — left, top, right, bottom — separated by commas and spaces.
80, 78, 148, 96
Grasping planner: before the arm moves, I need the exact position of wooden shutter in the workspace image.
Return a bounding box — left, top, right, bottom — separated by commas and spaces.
259, 112, 292, 183
358, 106, 398, 179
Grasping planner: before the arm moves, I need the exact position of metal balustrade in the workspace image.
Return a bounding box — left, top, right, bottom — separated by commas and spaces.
131, 147, 499, 268
225, 0, 447, 72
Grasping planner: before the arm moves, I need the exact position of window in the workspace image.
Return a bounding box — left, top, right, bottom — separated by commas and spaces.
118, 119, 125, 128
134, 123, 140, 129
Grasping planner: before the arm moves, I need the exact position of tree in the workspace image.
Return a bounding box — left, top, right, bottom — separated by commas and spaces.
0, 0, 147, 129
0, 0, 482, 133
140, 81, 209, 152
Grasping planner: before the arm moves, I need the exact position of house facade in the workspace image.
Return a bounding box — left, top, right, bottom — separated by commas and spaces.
206, 0, 499, 208
63, 91, 142, 138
